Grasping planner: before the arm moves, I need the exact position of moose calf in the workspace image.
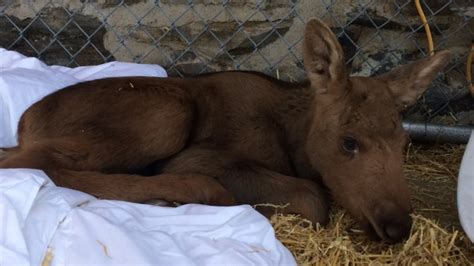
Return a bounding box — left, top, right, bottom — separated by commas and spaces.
0, 19, 451, 243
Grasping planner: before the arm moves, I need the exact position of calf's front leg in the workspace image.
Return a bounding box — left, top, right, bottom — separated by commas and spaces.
46, 169, 236, 206
0, 149, 235, 206
160, 147, 330, 225
221, 165, 330, 225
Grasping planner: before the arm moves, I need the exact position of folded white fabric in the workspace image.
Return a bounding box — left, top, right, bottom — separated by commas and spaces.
0, 50, 296, 265
458, 131, 474, 243
0, 48, 167, 148
0, 169, 296, 265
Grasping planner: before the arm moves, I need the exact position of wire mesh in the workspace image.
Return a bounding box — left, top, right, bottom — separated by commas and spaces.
0, 0, 473, 124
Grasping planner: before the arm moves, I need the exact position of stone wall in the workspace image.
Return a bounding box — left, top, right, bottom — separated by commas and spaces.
1, 0, 473, 122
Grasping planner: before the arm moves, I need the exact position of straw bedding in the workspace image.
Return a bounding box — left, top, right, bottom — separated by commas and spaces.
270, 144, 474, 265
39, 144, 474, 265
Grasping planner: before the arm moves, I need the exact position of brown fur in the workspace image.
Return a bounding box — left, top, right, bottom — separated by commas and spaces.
0, 19, 451, 243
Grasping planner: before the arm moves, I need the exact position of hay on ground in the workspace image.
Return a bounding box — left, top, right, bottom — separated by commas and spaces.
270, 144, 474, 265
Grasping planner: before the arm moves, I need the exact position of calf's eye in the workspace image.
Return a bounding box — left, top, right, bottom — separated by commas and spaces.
341, 137, 359, 154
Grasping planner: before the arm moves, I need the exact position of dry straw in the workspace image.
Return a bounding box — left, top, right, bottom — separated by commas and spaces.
39, 144, 473, 265
271, 144, 474, 265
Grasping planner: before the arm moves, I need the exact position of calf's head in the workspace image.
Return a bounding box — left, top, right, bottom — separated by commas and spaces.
302, 19, 451, 243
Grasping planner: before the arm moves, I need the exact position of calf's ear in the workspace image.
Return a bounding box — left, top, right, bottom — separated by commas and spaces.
303, 18, 347, 94
377, 50, 451, 110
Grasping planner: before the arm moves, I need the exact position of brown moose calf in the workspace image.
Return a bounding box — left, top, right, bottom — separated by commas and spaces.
0, 19, 451, 243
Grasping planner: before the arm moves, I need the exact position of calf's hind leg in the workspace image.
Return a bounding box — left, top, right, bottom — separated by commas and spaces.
220, 165, 330, 225
11, 88, 195, 172
0, 103, 193, 172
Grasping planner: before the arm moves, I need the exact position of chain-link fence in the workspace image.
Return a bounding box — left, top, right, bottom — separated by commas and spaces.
0, 0, 473, 125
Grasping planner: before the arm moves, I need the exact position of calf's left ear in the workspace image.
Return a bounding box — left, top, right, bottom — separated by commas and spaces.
303, 18, 347, 94
377, 50, 451, 110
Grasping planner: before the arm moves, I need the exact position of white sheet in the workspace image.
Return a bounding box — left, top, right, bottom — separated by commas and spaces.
458, 131, 474, 243
0, 50, 296, 265
0, 169, 296, 266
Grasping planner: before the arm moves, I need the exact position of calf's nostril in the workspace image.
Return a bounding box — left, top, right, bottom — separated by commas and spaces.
383, 221, 411, 242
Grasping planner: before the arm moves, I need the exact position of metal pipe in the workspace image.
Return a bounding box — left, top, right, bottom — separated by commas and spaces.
403, 121, 473, 144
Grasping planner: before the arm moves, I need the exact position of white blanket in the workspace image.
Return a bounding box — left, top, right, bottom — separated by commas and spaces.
0, 49, 296, 265
458, 131, 474, 243
0, 169, 295, 266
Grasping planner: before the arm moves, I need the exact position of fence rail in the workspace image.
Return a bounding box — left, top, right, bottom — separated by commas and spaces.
1, 0, 473, 125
